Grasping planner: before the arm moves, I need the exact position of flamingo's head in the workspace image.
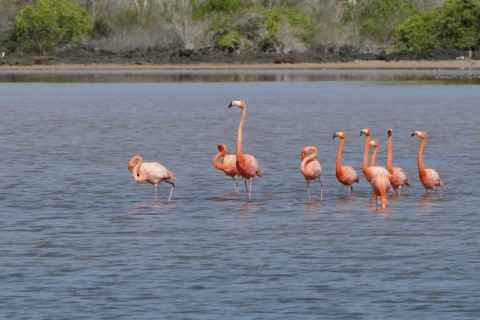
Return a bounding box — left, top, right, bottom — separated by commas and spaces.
369, 140, 378, 148
217, 143, 227, 152
411, 131, 426, 139
388, 128, 393, 137
228, 100, 246, 109
128, 155, 142, 171
333, 131, 346, 139
360, 128, 370, 137
300, 148, 308, 160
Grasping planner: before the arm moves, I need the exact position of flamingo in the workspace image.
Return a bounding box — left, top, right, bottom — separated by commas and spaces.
332, 132, 359, 194
128, 155, 176, 202
300, 146, 323, 201
360, 128, 391, 183
369, 139, 379, 167
387, 128, 410, 195
228, 100, 263, 200
411, 131, 445, 192
370, 173, 391, 209
213, 143, 239, 193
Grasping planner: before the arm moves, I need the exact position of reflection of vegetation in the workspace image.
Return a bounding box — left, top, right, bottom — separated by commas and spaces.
2, 0, 480, 54
1, 72, 479, 84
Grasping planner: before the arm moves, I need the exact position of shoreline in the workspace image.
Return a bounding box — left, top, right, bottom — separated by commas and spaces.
0, 60, 479, 73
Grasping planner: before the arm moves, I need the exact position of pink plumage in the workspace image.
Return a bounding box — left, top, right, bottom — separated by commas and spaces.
300, 146, 323, 201
213, 143, 240, 193
128, 155, 176, 202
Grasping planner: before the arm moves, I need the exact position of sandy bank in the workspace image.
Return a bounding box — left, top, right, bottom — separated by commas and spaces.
0, 60, 478, 73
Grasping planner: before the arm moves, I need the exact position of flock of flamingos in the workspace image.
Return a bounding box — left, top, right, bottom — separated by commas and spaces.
128, 100, 445, 209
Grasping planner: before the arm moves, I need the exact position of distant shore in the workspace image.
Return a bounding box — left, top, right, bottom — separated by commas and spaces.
0, 59, 478, 73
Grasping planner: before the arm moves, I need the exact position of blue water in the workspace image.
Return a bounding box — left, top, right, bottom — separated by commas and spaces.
1, 77, 479, 319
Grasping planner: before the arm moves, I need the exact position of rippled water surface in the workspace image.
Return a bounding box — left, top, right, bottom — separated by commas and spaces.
1, 75, 479, 319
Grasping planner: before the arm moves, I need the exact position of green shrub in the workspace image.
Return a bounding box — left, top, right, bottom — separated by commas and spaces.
194, 0, 248, 18
218, 30, 241, 49
13, 0, 93, 53
258, 6, 314, 49
114, 9, 142, 27
93, 18, 111, 39
357, 0, 418, 44
395, 0, 480, 50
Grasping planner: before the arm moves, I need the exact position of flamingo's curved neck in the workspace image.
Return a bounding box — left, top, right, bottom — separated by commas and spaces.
301, 147, 317, 172
336, 139, 344, 173
370, 146, 377, 167
362, 134, 370, 171
417, 137, 426, 172
387, 134, 393, 171
132, 156, 142, 182
213, 150, 225, 170
236, 107, 246, 156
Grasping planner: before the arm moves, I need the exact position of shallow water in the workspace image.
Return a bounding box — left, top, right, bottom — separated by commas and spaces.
1, 77, 479, 319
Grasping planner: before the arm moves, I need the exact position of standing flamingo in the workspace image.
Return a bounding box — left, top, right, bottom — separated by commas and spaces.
228, 100, 263, 200
369, 139, 379, 167
332, 132, 359, 194
387, 128, 410, 195
370, 173, 391, 209
213, 143, 239, 193
300, 146, 323, 201
128, 155, 176, 202
360, 128, 391, 183
411, 131, 445, 192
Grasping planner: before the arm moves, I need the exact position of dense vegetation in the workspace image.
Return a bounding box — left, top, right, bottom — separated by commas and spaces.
395, 0, 480, 51
0, 0, 479, 55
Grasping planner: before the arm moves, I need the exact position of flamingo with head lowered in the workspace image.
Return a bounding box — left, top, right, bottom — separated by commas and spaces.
128, 155, 176, 202
368, 140, 391, 209
228, 100, 263, 200
213, 143, 239, 193
300, 146, 323, 201
371, 173, 391, 209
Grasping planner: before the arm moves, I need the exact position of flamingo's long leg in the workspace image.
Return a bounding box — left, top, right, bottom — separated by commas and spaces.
165, 181, 175, 202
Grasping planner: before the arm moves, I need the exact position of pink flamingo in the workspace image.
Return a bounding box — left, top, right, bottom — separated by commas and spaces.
369, 139, 379, 167
213, 143, 239, 193
128, 155, 176, 202
333, 132, 359, 194
360, 128, 391, 183
387, 129, 410, 195
228, 100, 263, 200
411, 131, 445, 193
300, 146, 323, 201
370, 173, 391, 209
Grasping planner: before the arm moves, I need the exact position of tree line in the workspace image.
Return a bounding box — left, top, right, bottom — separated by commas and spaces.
1, 0, 479, 55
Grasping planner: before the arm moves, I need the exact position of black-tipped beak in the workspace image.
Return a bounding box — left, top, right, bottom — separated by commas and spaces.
228, 103, 233, 108
410, 132, 415, 137
360, 131, 363, 136
332, 133, 336, 139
